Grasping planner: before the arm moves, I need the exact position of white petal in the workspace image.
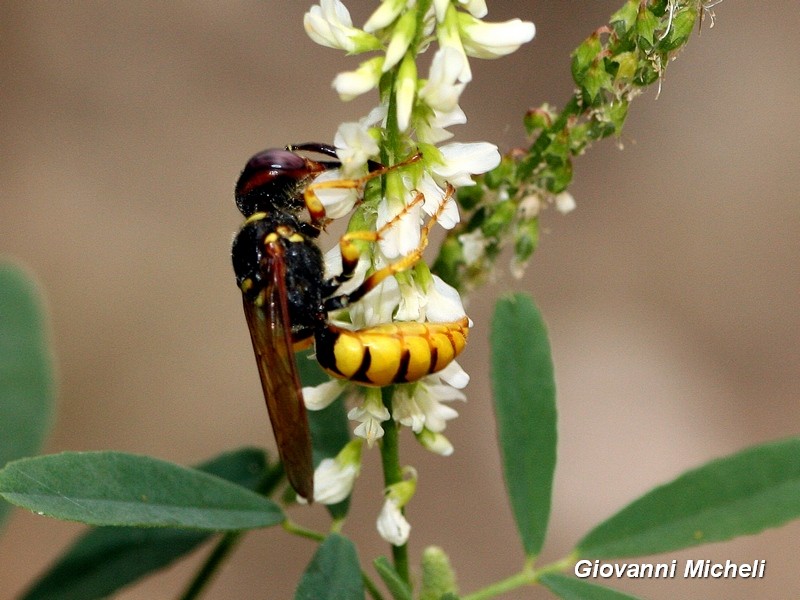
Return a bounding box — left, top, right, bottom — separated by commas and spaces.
436, 360, 470, 389
417, 174, 459, 229
364, 0, 404, 32
395, 70, 416, 132
458, 228, 487, 265
425, 275, 467, 322
353, 418, 386, 445
376, 499, 411, 546
459, 0, 487, 18
377, 198, 422, 259
313, 458, 358, 504
419, 48, 466, 112
433, 142, 500, 186
334, 121, 379, 176
433, 0, 450, 22
555, 191, 576, 214
348, 276, 400, 328
311, 170, 359, 219
461, 18, 536, 59
395, 278, 424, 322
303, 379, 347, 411
417, 429, 454, 456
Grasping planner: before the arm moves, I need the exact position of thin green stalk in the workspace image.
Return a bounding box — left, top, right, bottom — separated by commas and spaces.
461, 569, 535, 600
380, 387, 410, 585
283, 518, 327, 542
461, 555, 577, 600
363, 570, 386, 600
177, 463, 285, 600
176, 532, 243, 600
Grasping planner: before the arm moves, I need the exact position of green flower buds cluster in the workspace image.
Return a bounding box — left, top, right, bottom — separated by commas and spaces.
434, 0, 707, 293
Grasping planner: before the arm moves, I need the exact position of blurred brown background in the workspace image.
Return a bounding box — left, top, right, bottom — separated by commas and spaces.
1, 2, 797, 599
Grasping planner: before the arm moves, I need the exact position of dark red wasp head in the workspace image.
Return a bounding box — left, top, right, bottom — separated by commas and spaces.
234, 144, 340, 218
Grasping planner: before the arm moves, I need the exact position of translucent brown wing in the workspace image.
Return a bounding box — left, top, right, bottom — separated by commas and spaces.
241, 242, 313, 500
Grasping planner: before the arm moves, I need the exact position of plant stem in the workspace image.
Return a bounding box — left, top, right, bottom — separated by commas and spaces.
379, 387, 410, 584
461, 568, 534, 600
177, 532, 243, 600
363, 570, 386, 600
282, 518, 327, 542
177, 463, 285, 600
461, 555, 576, 600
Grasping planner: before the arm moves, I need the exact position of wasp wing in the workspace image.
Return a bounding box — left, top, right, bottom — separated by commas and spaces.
241, 242, 314, 501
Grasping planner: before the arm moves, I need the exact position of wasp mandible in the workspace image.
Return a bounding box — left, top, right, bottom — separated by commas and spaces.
232, 143, 469, 500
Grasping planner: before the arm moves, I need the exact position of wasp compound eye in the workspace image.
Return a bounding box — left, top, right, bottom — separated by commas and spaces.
235, 149, 317, 217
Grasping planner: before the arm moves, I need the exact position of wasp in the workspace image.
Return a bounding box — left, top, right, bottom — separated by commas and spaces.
232, 142, 469, 500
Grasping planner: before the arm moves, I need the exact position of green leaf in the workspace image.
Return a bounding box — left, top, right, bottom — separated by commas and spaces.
0, 262, 56, 528
577, 437, 800, 558
657, 6, 697, 52
295, 533, 364, 600
490, 293, 557, 558
610, 0, 638, 33
540, 573, 643, 600
20, 447, 272, 600
635, 8, 658, 46
298, 348, 352, 519
571, 33, 602, 84
0, 450, 284, 529
374, 556, 412, 600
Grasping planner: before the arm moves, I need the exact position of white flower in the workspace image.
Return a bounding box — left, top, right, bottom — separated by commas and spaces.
517, 193, 542, 219
348, 388, 390, 446
347, 274, 400, 328
323, 248, 371, 310
303, 378, 347, 411
395, 54, 417, 132
376, 473, 417, 546
416, 105, 466, 144
393, 382, 465, 433
458, 15, 536, 59
458, 0, 487, 18
377, 497, 411, 546
395, 272, 466, 323
555, 191, 576, 214
333, 57, 384, 101
383, 10, 417, 72
424, 275, 467, 322
377, 193, 423, 259
431, 142, 501, 187
334, 121, 379, 177
431, 359, 470, 389
364, 0, 406, 33
416, 174, 460, 229
419, 47, 466, 113
458, 228, 487, 265
309, 439, 364, 504
310, 169, 360, 219
305, 0, 379, 52
433, 0, 451, 22
416, 428, 454, 456
437, 7, 472, 82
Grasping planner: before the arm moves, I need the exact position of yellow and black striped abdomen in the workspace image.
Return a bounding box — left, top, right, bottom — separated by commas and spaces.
315, 317, 469, 387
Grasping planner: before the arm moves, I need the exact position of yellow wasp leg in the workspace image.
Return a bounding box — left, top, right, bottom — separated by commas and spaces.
340, 184, 455, 306
303, 152, 422, 223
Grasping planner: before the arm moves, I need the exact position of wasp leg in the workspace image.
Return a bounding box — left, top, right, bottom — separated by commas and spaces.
303, 152, 423, 224
324, 183, 455, 311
